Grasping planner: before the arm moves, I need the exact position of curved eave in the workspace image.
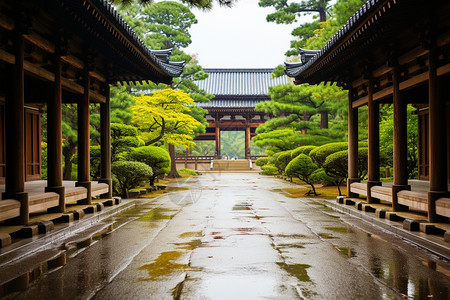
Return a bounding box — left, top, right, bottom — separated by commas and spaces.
284, 0, 384, 82
61, 0, 185, 81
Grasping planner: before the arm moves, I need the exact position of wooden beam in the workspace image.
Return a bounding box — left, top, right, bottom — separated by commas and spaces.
0, 12, 14, 31
24, 32, 55, 54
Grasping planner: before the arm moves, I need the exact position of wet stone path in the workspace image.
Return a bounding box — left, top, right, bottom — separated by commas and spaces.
15, 173, 450, 299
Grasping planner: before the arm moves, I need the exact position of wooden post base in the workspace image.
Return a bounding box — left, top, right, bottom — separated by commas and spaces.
76, 181, 91, 205
392, 184, 410, 212
367, 181, 382, 204
346, 178, 360, 198
45, 186, 65, 213
2, 192, 29, 225
99, 178, 113, 199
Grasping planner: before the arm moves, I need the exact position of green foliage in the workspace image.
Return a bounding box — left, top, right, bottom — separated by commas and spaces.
310, 168, 338, 186
255, 157, 270, 167
309, 142, 349, 167
379, 104, 418, 178
113, 0, 235, 11
112, 161, 153, 198
261, 164, 279, 175
291, 145, 317, 158
254, 83, 347, 152
178, 168, 197, 176
285, 154, 319, 195
41, 143, 48, 180
111, 85, 136, 124
129, 146, 171, 185
276, 150, 293, 175
111, 123, 143, 162
323, 150, 348, 195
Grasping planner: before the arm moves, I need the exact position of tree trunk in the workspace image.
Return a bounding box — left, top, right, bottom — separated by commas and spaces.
320, 111, 328, 129
319, 8, 326, 22
167, 144, 181, 178
63, 140, 77, 180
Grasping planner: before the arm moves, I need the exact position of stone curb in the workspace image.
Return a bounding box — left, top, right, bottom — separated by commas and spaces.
0, 200, 136, 268
313, 198, 450, 260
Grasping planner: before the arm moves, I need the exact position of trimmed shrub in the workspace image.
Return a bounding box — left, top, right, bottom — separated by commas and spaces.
291, 145, 317, 158
129, 146, 170, 186
276, 150, 293, 175
261, 164, 278, 175
111, 123, 143, 162
323, 150, 349, 196
285, 154, 319, 195
112, 161, 153, 198
255, 157, 270, 167
309, 142, 348, 167
178, 168, 197, 176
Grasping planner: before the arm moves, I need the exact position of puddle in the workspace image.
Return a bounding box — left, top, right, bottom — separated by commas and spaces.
323, 227, 348, 234
174, 239, 203, 250
179, 231, 203, 238
277, 262, 311, 282
138, 251, 196, 280
137, 208, 174, 222
318, 233, 335, 239
337, 247, 356, 257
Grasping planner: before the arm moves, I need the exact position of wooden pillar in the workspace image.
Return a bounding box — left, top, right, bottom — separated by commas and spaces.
76, 66, 91, 204
367, 79, 381, 203
391, 66, 411, 211
215, 125, 221, 159
3, 32, 29, 224
347, 88, 360, 198
427, 45, 448, 222
245, 126, 251, 159
99, 84, 112, 199
45, 54, 65, 212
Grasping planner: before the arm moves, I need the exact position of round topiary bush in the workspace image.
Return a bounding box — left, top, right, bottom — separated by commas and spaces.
285, 154, 319, 195
261, 164, 278, 175
112, 161, 153, 198
291, 145, 317, 158
276, 150, 293, 175
255, 157, 270, 167
129, 146, 170, 185
309, 142, 349, 167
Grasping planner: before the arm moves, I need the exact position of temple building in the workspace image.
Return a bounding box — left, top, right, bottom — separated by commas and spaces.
194, 68, 288, 159
0, 0, 184, 224
285, 0, 449, 222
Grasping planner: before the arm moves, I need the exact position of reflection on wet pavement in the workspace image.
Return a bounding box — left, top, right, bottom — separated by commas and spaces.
13, 173, 450, 300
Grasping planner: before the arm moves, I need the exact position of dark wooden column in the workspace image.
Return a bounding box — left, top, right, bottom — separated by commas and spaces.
347, 88, 360, 198
427, 45, 448, 222
76, 66, 91, 204
99, 84, 112, 199
215, 124, 221, 159
392, 66, 410, 211
245, 126, 251, 159
367, 79, 381, 203
3, 32, 29, 224
45, 54, 65, 212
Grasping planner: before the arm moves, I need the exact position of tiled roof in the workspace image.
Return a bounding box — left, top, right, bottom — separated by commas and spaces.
94, 0, 185, 78
196, 69, 289, 96
196, 99, 265, 109
285, 0, 382, 78
60, 0, 185, 81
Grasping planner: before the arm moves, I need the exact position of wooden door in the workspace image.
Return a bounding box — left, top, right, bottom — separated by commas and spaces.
25, 108, 41, 181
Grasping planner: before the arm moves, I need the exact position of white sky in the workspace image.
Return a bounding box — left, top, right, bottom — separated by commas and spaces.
185, 0, 311, 68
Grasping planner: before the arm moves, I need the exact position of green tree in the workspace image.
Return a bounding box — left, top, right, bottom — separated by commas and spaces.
112, 161, 153, 198
113, 0, 235, 10
111, 123, 143, 162
254, 83, 347, 152
129, 146, 171, 185
285, 154, 319, 195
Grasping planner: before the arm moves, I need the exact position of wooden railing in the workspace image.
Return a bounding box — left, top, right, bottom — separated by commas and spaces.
175, 155, 215, 161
